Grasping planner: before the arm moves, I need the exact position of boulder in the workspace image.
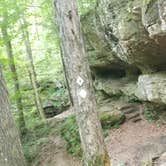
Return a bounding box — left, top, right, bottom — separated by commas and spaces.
135, 136, 166, 166
94, 77, 137, 101
81, 10, 124, 72
155, 152, 166, 166
81, 0, 166, 107
99, 110, 125, 129
118, 6, 164, 73
136, 72, 166, 104
82, 0, 166, 73
142, 0, 166, 41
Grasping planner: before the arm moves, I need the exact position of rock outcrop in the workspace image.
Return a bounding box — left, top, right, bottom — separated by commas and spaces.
83, 0, 166, 73
81, 0, 166, 108
136, 72, 166, 104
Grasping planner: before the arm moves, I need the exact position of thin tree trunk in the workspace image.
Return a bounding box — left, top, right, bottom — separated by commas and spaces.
1, 27, 26, 135
34, 15, 40, 40
60, 46, 74, 106
27, 69, 40, 114
54, 0, 110, 165
0, 66, 26, 166
21, 18, 46, 121
32, 0, 40, 40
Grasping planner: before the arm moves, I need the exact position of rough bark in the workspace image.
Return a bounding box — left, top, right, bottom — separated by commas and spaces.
1, 27, 26, 135
54, 0, 110, 165
21, 18, 46, 120
0, 67, 26, 166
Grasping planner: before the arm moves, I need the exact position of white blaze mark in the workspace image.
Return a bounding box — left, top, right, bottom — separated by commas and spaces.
79, 89, 87, 98
77, 76, 84, 86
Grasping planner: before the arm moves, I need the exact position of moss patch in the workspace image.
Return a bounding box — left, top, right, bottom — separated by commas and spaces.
99, 110, 125, 129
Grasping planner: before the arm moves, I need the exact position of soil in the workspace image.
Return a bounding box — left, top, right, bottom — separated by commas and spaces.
34, 107, 166, 166
31, 131, 80, 166
106, 120, 166, 166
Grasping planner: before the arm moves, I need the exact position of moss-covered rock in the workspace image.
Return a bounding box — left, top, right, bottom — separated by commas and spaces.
94, 76, 137, 103
81, 9, 124, 72
99, 110, 125, 129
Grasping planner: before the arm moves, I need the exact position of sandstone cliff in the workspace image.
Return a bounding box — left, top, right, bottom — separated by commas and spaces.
82, 0, 166, 107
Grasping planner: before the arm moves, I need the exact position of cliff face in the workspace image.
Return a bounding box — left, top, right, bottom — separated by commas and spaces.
82, 0, 166, 106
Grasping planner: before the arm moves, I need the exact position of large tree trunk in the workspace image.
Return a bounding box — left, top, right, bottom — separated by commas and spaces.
0, 67, 26, 166
21, 18, 46, 121
1, 27, 26, 135
54, 0, 110, 165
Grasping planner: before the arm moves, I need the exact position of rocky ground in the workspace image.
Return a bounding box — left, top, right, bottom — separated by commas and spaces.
32, 102, 166, 166
107, 120, 166, 166
31, 134, 80, 166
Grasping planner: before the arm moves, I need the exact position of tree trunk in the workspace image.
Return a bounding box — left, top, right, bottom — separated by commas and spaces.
21, 18, 46, 121
27, 69, 40, 113
0, 66, 26, 166
60, 46, 74, 106
54, 0, 110, 165
1, 27, 26, 135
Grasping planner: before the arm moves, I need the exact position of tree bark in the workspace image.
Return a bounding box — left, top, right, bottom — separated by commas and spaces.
21, 18, 46, 121
54, 0, 110, 165
1, 27, 26, 135
0, 66, 26, 166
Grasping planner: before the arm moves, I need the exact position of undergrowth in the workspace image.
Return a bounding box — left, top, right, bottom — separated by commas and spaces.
21, 119, 52, 165
60, 112, 125, 157
143, 105, 159, 121
21, 110, 125, 164
60, 115, 82, 157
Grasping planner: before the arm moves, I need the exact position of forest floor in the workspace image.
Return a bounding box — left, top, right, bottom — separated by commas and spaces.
106, 120, 166, 166
32, 107, 166, 166
31, 134, 80, 166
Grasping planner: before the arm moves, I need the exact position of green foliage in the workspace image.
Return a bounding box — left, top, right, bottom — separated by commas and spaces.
39, 79, 69, 111
143, 0, 154, 6
141, 160, 153, 166
144, 105, 158, 121
0, 0, 103, 164
21, 120, 52, 165
51, 88, 69, 110
77, 0, 97, 15
117, 163, 127, 166
128, 95, 141, 103
100, 111, 125, 129
60, 115, 82, 157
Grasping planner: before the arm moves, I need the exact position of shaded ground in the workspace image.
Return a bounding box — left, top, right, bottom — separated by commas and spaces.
106, 120, 166, 166
31, 132, 80, 166
33, 107, 166, 166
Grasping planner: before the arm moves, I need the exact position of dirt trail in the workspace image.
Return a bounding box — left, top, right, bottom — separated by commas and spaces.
34, 108, 166, 166
106, 120, 166, 166
32, 134, 80, 166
